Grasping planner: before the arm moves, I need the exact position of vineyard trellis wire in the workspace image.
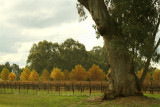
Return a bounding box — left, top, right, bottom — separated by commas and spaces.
0, 81, 109, 96
1, 81, 160, 95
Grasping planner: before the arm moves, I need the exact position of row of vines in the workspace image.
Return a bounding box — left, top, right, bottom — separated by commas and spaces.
0, 81, 109, 95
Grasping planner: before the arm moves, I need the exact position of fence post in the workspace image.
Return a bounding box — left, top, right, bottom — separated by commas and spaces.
64, 83, 66, 92
15, 82, 16, 89
3, 82, 5, 93
89, 81, 91, 96
19, 82, 20, 94
50, 82, 52, 92
27, 82, 29, 94
38, 82, 40, 91
72, 82, 74, 95
101, 82, 103, 93
80, 82, 82, 95
47, 81, 49, 94
11, 82, 13, 94
59, 83, 60, 95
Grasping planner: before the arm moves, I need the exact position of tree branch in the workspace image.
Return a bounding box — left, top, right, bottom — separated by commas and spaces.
139, 57, 151, 87
78, 0, 117, 36
77, 0, 89, 10
139, 16, 160, 87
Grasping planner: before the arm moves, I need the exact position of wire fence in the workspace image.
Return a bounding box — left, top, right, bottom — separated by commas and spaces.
0, 81, 109, 96
1, 81, 160, 95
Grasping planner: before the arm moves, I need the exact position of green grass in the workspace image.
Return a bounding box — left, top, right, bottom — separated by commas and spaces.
144, 93, 160, 100
0, 94, 90, 107
0, 93, 160, 107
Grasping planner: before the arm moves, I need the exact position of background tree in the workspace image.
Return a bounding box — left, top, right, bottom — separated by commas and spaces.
63, 70, 70, 80
77, 0, 160, 98
69, 65, 87, 81
11, 64, 21, 80
27, 40, 60, 73
8, 72, 17, 81
41, 69, 50, 81
87, 46, 109, 73
50, 67, 64, 81
1, 68, 10, 81
29, 70, 39, 81
59, 38, 88, 71
153, 69, 160, 81
26, 38, 110, 73
20, 67, 31, 81
88, 64, 105, 81
0, 63, 22, 80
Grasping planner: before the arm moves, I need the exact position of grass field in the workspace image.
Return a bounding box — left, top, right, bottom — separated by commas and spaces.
0, 93, 160, 107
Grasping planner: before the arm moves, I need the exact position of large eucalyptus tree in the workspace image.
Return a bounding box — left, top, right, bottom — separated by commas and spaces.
77, 0, 160, 99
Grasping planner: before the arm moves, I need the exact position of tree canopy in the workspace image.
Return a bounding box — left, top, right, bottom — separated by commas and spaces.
27, 38, 109, 73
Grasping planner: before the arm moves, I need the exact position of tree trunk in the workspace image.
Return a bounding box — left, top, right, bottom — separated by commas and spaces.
77, 0, 143, 99
103, 36, 142, 99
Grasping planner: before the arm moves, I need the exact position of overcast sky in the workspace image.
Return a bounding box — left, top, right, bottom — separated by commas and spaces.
0, 0, 104, 68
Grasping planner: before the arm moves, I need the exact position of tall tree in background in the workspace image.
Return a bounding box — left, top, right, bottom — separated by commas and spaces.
59, 38, 88, 71
27, 40, 60, 73
29, 70, 39, 81
41, 69, 50, 81
1, 68, 10, 81
88, 46, 109, 73
12, 64, 21, 80
50, 67, 64, 81
88, 64, 105, 81
69, 64, 87, 81
8, 72, 17, 81
20, 67, 31, 81
27, 39, 103, 72
77, 0, 160, 98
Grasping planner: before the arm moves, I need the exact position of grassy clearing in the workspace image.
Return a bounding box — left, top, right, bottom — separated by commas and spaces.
0, 94, 89, 107
0, 93, 160, 107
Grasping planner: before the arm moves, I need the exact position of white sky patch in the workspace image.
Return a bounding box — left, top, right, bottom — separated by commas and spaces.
0, 0, 104, 68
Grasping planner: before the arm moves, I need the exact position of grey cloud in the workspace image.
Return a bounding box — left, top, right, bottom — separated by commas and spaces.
0, 26, 21, 53
11, 0, 78, 28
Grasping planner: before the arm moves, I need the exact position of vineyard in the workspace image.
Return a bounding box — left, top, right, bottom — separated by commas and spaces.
0, 81, 109, 95
1, 81, 160, 95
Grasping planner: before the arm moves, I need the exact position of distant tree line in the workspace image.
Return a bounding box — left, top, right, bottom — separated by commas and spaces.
27, 38, 109, 74
0, 62, 22, 80
0, 38, 152, 81
1, 64, 106, 81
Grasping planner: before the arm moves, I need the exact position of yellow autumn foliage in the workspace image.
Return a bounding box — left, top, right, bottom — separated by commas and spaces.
1, 68, 10, 81
153, 69, 160, 81
50, 67, 64, 81
20, 67, 31, 81
29, 70, 39, 81
41, 69, 50, 81
63, 70, 70, 80
69, 65, 87, 81
8, 72, 17, 81
88, 64, 105, 81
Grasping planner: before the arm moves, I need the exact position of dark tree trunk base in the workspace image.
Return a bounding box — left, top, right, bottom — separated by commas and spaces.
102, 90, 144, 100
